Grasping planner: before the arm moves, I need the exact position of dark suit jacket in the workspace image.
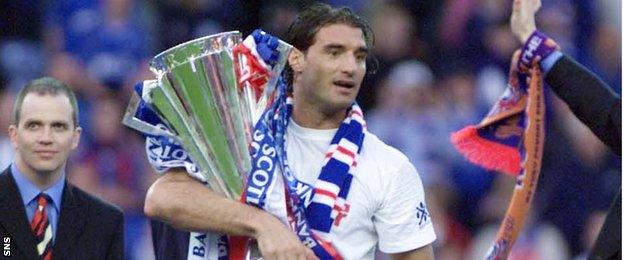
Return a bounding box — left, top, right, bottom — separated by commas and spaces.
0, 167, 124, 259
546, 55, 621, 259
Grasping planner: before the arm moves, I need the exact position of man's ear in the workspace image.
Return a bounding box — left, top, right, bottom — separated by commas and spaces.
288, 48, 305, 74
71, 126, 82, 150
8, 125, 17, 149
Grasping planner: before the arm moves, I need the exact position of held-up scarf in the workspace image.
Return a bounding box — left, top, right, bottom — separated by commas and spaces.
234, 75, 366, 259
451, 31, 558, 259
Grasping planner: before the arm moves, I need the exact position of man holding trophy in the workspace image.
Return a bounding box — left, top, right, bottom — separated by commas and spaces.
125, 3, 435, 259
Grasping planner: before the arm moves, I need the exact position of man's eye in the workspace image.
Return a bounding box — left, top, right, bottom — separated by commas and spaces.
26, 123, 39, 129
356, 54, 367, 62
53, 124, 67, 130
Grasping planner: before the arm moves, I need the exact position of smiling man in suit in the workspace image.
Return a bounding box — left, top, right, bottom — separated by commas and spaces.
0, 77, 124, 259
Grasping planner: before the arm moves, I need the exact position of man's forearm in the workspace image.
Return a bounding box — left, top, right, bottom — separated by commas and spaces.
391, 245, 434, 260
144, 169, 278, 236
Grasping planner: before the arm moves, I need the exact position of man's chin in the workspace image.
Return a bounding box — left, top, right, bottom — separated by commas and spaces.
31, 163, 62, 175
321, 101, 355, 117
335, 99, 356, 110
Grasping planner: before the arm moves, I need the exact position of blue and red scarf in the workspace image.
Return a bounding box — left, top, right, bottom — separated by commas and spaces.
238, 74, 365, 259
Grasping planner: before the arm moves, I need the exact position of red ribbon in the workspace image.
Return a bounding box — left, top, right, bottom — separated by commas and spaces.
233, 44, 272, 101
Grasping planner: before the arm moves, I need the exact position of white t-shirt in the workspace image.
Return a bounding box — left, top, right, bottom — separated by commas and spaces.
262, 119, 436, 259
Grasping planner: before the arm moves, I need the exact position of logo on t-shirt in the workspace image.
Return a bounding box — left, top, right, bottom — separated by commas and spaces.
415, 202, 430, 227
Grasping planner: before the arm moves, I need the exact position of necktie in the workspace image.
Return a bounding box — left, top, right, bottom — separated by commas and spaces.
31, 193, 53, 260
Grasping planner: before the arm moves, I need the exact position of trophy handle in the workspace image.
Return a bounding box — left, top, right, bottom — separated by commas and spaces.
122, 88, 178, 139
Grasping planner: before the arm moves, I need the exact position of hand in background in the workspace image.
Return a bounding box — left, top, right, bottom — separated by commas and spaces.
510, 0, 541, 43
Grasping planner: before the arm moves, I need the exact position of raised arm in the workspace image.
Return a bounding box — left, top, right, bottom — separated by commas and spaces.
510, 0, 621, 154
510, 0, 541, 43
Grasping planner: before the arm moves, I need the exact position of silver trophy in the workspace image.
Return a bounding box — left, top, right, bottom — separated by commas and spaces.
123, 31, 292, 200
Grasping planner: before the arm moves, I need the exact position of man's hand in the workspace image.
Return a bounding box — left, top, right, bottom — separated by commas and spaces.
254, 214, 318, 260
510, 0, 541, 43
144, 169, 317, 260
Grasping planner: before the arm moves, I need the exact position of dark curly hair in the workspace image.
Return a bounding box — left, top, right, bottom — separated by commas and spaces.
283, 3, 375, 90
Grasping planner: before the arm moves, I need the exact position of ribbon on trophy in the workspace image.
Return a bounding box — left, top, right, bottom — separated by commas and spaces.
451, 31, 559, 259
233, 30, 276, 100
233, 30, 287, 126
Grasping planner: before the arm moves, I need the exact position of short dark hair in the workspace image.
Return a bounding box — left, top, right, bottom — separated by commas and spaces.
284, 3, 375, 87
12, 77, 80, 127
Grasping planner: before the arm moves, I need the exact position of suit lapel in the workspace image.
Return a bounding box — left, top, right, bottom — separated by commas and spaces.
0, 168, 39, 259
54, 182, 88, 258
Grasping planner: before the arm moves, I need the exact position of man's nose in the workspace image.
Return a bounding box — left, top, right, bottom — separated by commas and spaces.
341, 55, 358, 76
37, 127, 54, 144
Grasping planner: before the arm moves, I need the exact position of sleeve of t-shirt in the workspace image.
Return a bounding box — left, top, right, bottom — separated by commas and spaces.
540, 50, 563, 75
374, 160, 436, 253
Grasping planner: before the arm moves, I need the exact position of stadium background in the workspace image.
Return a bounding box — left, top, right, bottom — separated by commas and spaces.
0, 0, 620, 259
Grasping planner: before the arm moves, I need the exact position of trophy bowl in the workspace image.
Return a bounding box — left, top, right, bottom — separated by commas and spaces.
123, 31, 292, 200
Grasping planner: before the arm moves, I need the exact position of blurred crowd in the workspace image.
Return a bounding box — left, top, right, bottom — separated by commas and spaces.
0, 0, 620, 259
